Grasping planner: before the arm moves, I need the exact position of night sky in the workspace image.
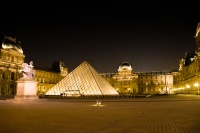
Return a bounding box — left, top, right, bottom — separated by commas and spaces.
1, 2, 200, 73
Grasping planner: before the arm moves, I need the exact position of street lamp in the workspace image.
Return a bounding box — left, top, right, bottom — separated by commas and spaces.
194, 83, 199, 95
186, 84, 190, 94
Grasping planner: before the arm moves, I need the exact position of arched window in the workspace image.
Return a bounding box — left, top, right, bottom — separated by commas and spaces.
2, 72, 5, 79
11, 72, 15, 80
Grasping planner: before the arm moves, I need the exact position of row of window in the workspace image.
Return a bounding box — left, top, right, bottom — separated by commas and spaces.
140, 76, 172, 79
0, 53, 23, 63
140, 81, 172, 85
1, 72, 15, 80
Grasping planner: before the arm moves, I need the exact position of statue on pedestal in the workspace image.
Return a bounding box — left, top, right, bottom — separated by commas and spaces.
15, 61, 38, 101
18, 61, 35, 79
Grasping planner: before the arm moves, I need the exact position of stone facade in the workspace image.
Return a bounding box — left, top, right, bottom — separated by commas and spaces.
101, 62, 139, 95
137, 71, 173, 94
173, 22, 200, 95
34, 61, 68, 95
101, 63, 173, 95
0, 35, 24, 95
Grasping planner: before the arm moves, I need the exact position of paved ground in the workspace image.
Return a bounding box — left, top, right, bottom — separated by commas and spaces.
0, 94, 200, 133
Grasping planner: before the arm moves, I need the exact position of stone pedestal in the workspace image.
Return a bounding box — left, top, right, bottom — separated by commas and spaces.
14, 78, 38, 101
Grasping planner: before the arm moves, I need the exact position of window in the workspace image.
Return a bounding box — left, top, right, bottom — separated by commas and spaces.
11, 72, 15, 80
2, 72, 5, 79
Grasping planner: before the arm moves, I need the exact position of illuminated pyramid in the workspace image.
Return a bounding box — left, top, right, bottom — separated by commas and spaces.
45, 61, 119, 96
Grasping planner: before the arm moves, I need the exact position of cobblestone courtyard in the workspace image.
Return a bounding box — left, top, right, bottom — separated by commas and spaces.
0, 95, 200, 133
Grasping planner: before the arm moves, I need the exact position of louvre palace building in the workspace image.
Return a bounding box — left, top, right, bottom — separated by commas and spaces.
0, 22, 200, 97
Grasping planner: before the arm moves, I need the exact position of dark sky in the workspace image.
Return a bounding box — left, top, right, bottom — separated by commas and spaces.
1, 2, 200, 73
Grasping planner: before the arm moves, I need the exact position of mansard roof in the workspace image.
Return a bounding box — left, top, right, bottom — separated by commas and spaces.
184, 51, 196, 66
0, 35, 23, 54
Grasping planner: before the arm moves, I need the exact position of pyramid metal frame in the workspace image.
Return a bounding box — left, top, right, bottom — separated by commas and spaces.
45, 61, 119, 96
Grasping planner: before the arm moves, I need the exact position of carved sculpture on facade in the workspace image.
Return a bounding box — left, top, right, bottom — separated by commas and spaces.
18, 61, 35, 79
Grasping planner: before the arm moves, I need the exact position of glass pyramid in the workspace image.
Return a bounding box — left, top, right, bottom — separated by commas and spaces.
45, 61, 119, 96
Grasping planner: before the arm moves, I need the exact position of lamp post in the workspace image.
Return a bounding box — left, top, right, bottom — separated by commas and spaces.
186, 84, 190, 94
194, 83, 199, 95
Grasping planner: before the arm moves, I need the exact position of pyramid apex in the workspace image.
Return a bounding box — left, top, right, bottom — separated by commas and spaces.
82, 61, 89, 64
